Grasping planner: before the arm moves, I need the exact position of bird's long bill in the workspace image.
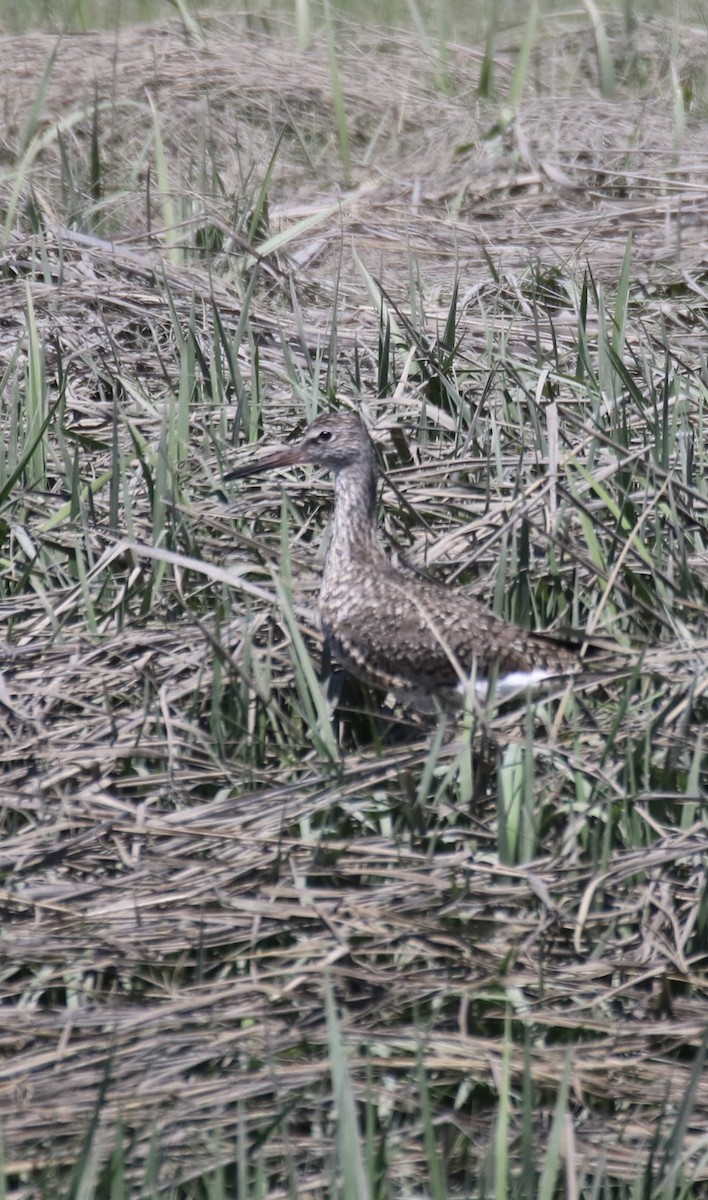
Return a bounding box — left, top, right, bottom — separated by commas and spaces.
224, 444, 306, 481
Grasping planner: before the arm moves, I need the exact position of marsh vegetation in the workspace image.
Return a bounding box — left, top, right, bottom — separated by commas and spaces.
1, 3, 708, 1197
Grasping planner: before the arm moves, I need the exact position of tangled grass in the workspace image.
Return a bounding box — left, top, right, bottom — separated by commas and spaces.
1, 8, 708, 1198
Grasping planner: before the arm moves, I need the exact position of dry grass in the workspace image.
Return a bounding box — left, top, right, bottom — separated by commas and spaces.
1, 10, 708, 1198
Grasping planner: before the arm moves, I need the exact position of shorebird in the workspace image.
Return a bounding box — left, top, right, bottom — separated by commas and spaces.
227, 411, 596, 704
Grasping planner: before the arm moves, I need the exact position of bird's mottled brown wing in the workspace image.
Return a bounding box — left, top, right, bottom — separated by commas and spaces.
319, 555, 582, 692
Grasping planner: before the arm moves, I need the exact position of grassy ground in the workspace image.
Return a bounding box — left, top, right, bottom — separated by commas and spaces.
1, 5, 708, 1198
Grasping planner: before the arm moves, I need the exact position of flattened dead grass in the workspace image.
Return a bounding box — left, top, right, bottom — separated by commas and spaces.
1, 11, 708, 1197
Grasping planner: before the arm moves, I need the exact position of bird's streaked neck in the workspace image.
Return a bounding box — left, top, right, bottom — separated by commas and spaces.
322, 457, 378, 583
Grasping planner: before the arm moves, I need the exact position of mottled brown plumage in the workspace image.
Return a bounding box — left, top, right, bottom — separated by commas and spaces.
228, 412, 589, 701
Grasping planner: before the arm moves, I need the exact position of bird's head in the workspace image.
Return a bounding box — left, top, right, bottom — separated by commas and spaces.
226, 412, 374, 480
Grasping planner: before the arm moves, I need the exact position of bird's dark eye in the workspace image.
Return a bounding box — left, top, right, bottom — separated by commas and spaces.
317, 429, 333, 442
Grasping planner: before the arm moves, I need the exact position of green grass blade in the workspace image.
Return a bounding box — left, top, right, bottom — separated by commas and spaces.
247, 127, 285, 247
582, 0, 616, 98
324, 976, 372, 1200
494, 1014, 512, 1200
295, 0, 311, 50
498, 740, 523, 865
23, 282, 47, 490
478, 0, 497, 98
147, 93, 180, 263
322, 0, 351, 184
249, 201, 341, 265
538, 1058, 571, 1200
16, 45, 57, 159
506, 0, 537, 110
275, 576, 339, 763
416, 1040, 447, 1200
612, 231, 632, 355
